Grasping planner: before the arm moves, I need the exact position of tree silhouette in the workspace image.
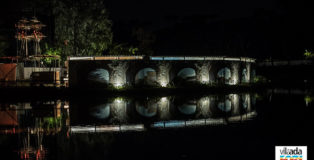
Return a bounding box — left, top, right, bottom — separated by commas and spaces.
52, 0, 113, 56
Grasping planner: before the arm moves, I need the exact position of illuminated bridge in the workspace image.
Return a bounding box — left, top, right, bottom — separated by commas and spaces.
68, 56, 256, 88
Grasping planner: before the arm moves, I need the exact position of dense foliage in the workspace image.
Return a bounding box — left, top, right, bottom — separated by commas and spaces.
52, 0, 113, 56
304, 49, 314, 59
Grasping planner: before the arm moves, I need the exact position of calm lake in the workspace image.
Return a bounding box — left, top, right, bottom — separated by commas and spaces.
0, 89, 312, 160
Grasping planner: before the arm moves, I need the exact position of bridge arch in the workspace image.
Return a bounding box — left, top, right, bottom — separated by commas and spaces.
134, 67, 157, 85
169, 63, 198, 85
217, 67, 232, 84
68, 56, 255, 88
177, 68, 196, 81
88, 68, 110, 83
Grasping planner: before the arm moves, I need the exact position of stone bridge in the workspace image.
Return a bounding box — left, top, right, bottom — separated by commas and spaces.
68, 56, 255, 88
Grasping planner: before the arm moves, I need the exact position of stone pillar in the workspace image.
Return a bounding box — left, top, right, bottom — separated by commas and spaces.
157, 97, 171, 120
246, 94, 252, 112
108, 62, 129, 87
195, 62, 211, 84
110, 98, 128, 123
231, 94, 240, 115
197, 96, 211, 117
245, 63, 251, 83
156, 62, 171, 87
231, 62, 240, 85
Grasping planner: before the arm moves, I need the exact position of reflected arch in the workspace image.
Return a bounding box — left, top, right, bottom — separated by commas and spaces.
217, 98, 232, 112
89, 103, 111, 119
135, 103, 158, 118
135, 68, 157, 85
178, 101, 197, 115
88, 68, 110, 84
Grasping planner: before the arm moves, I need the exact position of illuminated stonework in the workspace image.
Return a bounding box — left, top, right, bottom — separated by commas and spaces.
110, 98, 128, 123
195, 62, 211, 84
156, 62, 171, 87
197, 96, 211, 117
157, 97, 171, 120
68, 56, 255, 87
108, 62, 129, 87
231, 62, 240, 85
230, 94, 240, 115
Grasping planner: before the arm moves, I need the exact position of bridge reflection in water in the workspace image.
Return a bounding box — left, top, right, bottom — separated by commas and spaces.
1, 91, 311, 160
0, 93, 257, 135
70, 93, 257, 133
0, 93, 257, 159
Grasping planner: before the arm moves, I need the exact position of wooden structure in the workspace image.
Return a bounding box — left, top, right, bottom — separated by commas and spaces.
15, 17, 46, 58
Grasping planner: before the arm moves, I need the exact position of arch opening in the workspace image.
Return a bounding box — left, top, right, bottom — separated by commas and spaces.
135, 68, 157, 85
217, 67, 231, 84
177, 68, 196, 81
178, 100, 197, 115
136, 103, 157, 118
89, 104, 111, 119
217, 97, 232, 112
88, 68, 110, 84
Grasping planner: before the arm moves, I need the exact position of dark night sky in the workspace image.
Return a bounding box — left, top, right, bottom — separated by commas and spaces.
106, 0, 278, 20
0, 0, 279, 25
104, 0, 281, 32
1, 0, 313, 58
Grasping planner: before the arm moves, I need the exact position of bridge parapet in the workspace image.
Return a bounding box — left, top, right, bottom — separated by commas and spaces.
69, 55, 255, 62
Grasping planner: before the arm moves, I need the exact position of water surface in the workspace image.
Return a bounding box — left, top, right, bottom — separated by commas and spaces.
0, 90, 312, 160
